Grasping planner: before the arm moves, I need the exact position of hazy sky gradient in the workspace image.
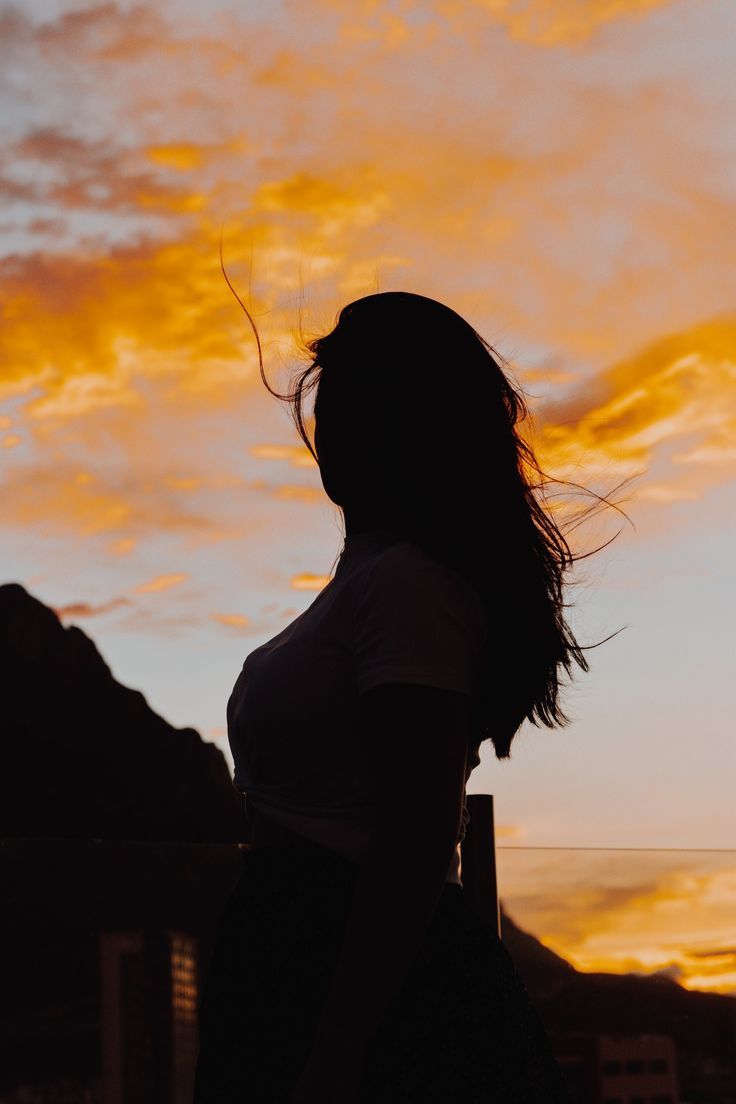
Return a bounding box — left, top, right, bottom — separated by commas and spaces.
1, 0, 734, 991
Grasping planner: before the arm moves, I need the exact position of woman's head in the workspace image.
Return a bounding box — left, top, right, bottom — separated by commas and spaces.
224, 272, 631, 759
310, 292, 522, 536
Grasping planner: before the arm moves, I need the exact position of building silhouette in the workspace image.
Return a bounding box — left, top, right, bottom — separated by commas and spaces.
99, 930, 198, 1104
553, 1032, 680, 1104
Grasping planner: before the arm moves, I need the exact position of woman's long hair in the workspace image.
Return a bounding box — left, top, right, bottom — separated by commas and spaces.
222, 252, 633, 759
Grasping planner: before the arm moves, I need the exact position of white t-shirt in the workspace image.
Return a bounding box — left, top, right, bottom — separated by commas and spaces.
227, 528, 488, 886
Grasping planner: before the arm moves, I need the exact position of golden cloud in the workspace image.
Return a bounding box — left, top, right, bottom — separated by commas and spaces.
536, 316, 736, 504
498, 850, 736, 994
291, 572, 333, 591
147, 145, 206, 172
135, 572, 189, 594
250, 444, 316, 468
53, 597, 131, 619
2, 175, 733, 547
2, 0, 734, 555
320, 0, 671, 48
0, 231, 260, 413
108, 537, 138, 556
0, 170, 387, 419
462, 0, 671, 46
7, 126, 200, 216
0, 463, 230, 539
273, 485, 325, 503
0, 467, 134, 535
210, 612, 251, 628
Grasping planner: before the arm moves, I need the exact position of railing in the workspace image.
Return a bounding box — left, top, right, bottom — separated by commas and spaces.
460, 796, 736, 1104
2, 805, 735, 1104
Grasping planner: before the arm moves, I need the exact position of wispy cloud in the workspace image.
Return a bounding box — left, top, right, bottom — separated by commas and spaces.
210, 611, 251, 628
442, 0, 672, 46
290, 572, 332, 591
2, 126, 200, 215
52, 596, 132, 618
135, 572, 189, 594
0, 462, 235, 538
536, 315, 736, 503
250, 444, 315, 468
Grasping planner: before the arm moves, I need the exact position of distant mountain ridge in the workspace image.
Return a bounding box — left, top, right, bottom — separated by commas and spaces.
0, 582, 247, 842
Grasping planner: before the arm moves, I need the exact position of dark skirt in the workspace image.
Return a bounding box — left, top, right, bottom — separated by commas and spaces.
193, 840, 572, 1103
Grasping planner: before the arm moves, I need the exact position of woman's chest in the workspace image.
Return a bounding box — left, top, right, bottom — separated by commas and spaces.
227, 596, 361, 776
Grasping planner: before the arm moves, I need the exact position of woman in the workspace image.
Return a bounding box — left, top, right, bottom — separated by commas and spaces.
193, 289, 629, 1102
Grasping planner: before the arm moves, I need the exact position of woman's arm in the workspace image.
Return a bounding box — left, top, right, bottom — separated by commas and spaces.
305, 681, 471, 1063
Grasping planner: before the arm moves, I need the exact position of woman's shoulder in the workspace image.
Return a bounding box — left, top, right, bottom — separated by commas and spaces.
361, 538, 487, 624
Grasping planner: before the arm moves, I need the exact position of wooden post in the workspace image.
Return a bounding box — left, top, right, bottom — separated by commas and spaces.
459, 794, 501, 938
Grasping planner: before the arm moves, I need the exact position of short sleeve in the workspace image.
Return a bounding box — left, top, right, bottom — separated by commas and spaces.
351, 543, 487, 697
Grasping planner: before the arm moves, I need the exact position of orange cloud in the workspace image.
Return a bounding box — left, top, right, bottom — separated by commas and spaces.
0, 466, 134, 535
0, 462, 229, 539
2, 0, 734, 558
210, 612, 251, 628
539, 315, 736, 488
0, 230, 258, 413
0, 169, 399, 419
250, 445, 315, 468
2, 195, 733, 548
8, 126, 200, 215
31, 2, 175, 62
273, 485, 325, 503
146, 145, 206, 172
145, 137, 250, 173
457, 0, 671, 46
135, 572, 189, 594
291, 572, 332, 591
53, 597, 131, 619
252, 171, 390, 235
498, 850, 736, 994
320, 0, 671, 47
108, 537, 137, 555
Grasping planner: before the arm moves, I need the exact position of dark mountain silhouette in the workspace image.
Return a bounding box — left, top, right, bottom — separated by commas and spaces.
500, 904, 576, 992
0, 582, 248, 842
1, 582, 734, 1101
503, 913, 736, 1100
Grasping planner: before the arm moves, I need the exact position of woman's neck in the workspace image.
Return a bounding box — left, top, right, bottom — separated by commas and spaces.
342, 505, 397, 540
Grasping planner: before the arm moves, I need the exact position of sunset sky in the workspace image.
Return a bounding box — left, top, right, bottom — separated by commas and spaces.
1, 0, 734, 993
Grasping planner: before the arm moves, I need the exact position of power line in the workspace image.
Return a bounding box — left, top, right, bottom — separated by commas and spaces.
498, 846, 736, 853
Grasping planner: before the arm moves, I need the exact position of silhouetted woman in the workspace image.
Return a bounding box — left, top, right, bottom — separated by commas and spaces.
193, 290, 627, 1102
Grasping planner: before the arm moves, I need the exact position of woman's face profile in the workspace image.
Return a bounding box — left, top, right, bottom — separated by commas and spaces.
314, 414, 344, 507
314, 404, 383, 524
